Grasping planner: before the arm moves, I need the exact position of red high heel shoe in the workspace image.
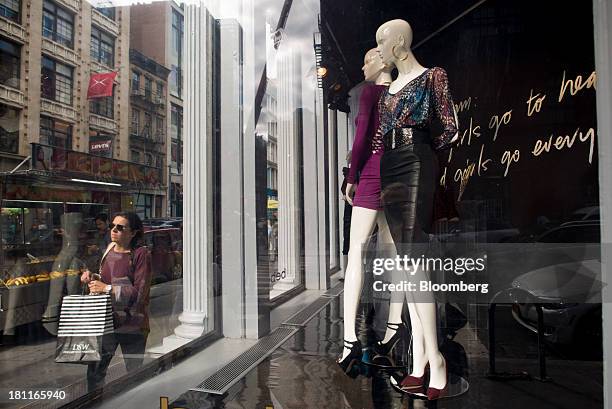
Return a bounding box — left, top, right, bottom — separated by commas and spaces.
399, 362, 429, 392
426, 356, 449, 400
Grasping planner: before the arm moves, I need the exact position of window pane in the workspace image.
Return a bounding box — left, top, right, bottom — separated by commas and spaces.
0, 103, 19, 153
42, 1, 74, 48
0, 38, 20, 88
0, 0, 21, 22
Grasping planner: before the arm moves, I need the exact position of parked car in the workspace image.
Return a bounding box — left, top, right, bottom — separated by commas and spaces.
511, 259, 602, 356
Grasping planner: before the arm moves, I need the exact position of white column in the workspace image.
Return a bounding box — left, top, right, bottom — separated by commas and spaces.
218, 18, 245, 339
593, 1, 612, 408
328, 108, 339, 271
275, 49, 302, 291
149, 3, 212, 352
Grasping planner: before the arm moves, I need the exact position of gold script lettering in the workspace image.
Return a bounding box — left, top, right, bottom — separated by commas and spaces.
526, 89, 546, 117
532, 127, 596, 163
501, 149, 521, 177
460, 117, 481, 146
558, 70, 597, 103
489, 110, 512, 141
455, 97, 472, 114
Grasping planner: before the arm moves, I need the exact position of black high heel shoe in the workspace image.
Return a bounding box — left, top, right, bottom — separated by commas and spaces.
337, 339, 362, 373
374, 323, 405, 356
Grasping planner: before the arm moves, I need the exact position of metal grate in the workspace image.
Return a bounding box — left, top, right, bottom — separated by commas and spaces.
322, 282, 344, 298
191, 326, 297, 394
282, 296, 330, 327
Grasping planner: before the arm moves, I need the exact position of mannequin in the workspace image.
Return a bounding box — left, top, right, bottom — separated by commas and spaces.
338, 49, 405, 370
375, 19, 459, 399
42, 212, 84, 335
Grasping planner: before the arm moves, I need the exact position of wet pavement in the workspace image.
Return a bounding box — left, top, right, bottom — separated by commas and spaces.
167, 295, 603, 409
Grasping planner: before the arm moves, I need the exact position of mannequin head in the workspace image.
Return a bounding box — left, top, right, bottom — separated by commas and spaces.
362, 48, 391, 82
375, 19, 413, 65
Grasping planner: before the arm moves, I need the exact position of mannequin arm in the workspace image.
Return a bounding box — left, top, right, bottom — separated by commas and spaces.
347, 86, 377, 184
431, 68, 459, 150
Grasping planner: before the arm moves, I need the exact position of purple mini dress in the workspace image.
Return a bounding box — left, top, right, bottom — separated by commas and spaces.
347, 84, 387, 211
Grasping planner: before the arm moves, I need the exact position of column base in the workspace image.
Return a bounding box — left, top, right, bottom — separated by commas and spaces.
147, 311, 208, 355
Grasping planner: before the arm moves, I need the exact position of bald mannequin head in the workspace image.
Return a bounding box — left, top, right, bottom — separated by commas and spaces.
375, 19, 414, 65
362, 48, 392, 83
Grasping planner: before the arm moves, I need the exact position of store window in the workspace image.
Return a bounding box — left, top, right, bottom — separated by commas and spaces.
0, 0, 20, 23
41, 56, 73, 105
134, 193, 153, 219
0, 37, 20, 88
0, 103, 19, 153
95, 6, 115, 21
170, 8, 183, 97
89, 94, 113, 118
42, 0, 74, 49
40, 116, 72, 149
90, 26, 115, 67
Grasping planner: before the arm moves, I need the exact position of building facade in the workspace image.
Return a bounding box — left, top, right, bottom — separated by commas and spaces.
128, 48, 170, 219
130, 0, 183, 217
0, 0, 131, 170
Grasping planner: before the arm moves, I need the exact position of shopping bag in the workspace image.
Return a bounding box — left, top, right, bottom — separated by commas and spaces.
55, 293, 114, 364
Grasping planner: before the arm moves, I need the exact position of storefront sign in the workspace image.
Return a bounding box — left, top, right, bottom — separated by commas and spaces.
89, 139, 113, 155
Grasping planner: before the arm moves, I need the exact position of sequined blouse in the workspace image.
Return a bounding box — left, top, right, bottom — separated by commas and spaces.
376, 67, 458, 152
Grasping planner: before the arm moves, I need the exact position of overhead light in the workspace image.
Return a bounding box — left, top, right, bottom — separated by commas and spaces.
317, 67, 328, 78
333, 83, 342, 91
70, 178, 122, 187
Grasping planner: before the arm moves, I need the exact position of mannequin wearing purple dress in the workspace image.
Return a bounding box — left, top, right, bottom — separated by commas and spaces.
346, 84, 387, 210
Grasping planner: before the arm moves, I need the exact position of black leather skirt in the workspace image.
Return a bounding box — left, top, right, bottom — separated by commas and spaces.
380, 128, 438, 249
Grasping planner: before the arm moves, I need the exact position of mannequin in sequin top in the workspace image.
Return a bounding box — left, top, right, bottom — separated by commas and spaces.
376, 19, 459, 400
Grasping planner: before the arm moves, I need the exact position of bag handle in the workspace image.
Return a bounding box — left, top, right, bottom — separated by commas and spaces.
99, 241, 117, 275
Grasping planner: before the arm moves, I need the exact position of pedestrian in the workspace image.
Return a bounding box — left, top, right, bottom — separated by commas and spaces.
81, 211, 152, 392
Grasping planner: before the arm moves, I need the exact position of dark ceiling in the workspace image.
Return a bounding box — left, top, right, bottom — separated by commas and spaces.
319, 0, 484, 109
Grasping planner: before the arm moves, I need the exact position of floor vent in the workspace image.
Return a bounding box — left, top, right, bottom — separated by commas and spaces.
191, 326, 297, 395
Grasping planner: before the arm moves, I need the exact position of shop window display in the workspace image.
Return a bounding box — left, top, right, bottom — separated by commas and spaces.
0, 1, 607, 408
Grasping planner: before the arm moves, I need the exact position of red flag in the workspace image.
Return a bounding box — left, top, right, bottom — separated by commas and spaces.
87, 71, 117, 99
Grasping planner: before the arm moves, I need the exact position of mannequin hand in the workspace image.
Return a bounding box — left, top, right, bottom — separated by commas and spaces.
346, 183, 355, 206
81, 270, 91, 283
88, 280, 107, 294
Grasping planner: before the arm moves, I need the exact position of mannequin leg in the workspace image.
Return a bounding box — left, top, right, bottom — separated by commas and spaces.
375, 212, 404, 343
380, 147, 446, 389
408, 269, 446, 388
341, 206, 379, 360
404, 303, 425, 376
